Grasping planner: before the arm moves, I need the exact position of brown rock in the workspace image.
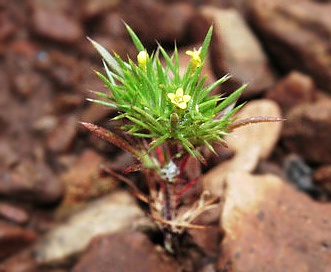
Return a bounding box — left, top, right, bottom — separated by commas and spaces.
0, 203, 29, 225
119, 0, 195, 44
218, 172, 331, 271
204, 99, 283, 196
186, 10, 211, 44
0, 12, 16, 41
59, 149, 118, 207
72, 231, 179, 272
79, 102, 115, 126
0, 142, 19, 169
266, 71, 316, 113
6, 40, 42, 99
32, 115, 58, 134
0, 221, 37, 260
79, 69, 116, 125
248, 0, 331, 92
226, 99, 282, 159
189, 207, 221, 257
79, 0, 120, 19
0, 160, 64, 205
46, 116, 78, 153
0, 250, 37, 272
1, 41, 55, 160
97, 12, 128, 38
314, 165, 331, 194
199, 7, 276, 98
52, 93, 84, 114
39, 50, 84, 88
31, 0, 83, 44
282, 99, 331, 164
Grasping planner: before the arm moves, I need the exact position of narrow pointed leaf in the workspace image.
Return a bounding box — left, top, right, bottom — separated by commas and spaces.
88, 37, 123, 76
80, 122, 142, 159
228, 116, 285, 131
124, 23, 145, 52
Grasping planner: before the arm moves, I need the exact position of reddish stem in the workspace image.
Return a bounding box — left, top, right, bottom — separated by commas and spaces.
175, 177, 199, 199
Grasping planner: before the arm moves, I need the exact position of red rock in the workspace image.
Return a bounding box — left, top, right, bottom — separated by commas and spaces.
266, 71, 316, 113
218, 172, 331, 271
282, 99, 331, 164
97, 12, 128, 38
198, 0, 247, 10
79, 103, 115, 128
0, 203, 29, 225
0, 160, 64, 205
31, 0, 83, 44
59, 149, 118, 206
0, 221, 37, 260
46, 116, 78, 153
11, 72, 43, 99
314, 165, 331, 194
32, 115, 58, 134
186, 10, 211, 45
71, 231, 179, 272
79, 0, 120, 19
40, 50, 83, 88
0, 250, 37, 272
119, 0, 195, 44
107, 151, 137, 172
248, 0, 331, 93
52, 93, 84, 114
189, 207, 221, 257
0, 143, 19, 169
6, 40, 42, 98
79, 70, 119, 124
199, 7, 276, 98
0, 12, 16, 41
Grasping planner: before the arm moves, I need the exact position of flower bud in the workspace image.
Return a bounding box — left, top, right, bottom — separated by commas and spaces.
170, 112, 179, 131
137, 50, 148, 68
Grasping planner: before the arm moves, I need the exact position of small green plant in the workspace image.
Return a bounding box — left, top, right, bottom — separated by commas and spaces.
82, 24, 281, 253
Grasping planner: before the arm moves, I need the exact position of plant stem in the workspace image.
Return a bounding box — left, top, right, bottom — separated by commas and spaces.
163, 181, 178, 253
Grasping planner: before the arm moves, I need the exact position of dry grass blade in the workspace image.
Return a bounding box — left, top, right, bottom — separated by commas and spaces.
101, 165, 148, 204
228, 116, 285, 131
80, 122, 142, 159
148, 214, 210, 230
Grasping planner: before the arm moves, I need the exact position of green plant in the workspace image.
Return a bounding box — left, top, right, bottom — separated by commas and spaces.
82, 24, 281, 253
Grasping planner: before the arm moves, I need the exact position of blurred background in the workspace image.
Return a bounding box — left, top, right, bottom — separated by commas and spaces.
1, 0, 331, 271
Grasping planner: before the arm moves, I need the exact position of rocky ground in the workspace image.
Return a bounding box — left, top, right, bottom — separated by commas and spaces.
1, 0, 331, 271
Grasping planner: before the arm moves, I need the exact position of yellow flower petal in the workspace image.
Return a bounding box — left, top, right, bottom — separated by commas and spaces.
183, 95, 191, 103
177, 102, 187, 109
167, 93, 175, 100
176, 88, 184, 96
186, 47, 202, 68
168, 87, 191, 109
137, 50, 148, 67
186, 50, 194, 57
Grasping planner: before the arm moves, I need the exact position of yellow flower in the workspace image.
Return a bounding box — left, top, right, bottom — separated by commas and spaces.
186, 47, 202, 68
167, 88, 191, 109
137, 50, 148, 68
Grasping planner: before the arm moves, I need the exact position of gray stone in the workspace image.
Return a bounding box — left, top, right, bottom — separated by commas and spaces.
33, 191, 144, 265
